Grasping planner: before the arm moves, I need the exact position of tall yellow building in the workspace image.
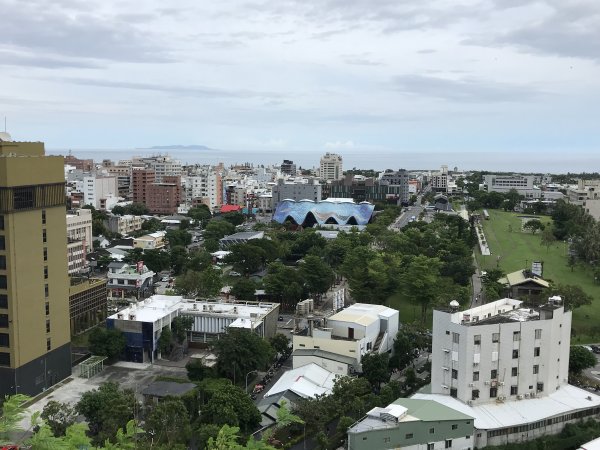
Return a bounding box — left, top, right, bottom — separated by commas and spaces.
0, 133, 71, 396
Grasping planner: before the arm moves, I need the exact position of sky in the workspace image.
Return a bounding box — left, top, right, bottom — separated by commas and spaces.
2, 0, 600, 159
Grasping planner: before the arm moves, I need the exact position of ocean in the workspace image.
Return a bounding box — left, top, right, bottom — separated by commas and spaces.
46, 148, 600, 174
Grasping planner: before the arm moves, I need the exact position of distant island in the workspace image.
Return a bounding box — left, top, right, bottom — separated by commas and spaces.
145, 144, 214, 150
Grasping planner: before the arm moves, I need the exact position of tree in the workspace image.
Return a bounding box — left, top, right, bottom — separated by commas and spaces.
196, 423, 221, 450
187, 359, 217, 382
225, 243, 266, 275
204, 220, 235, 242
158, 326, 173, 355
213, 328, 274, 383
187, 205, 212, 223
546, 284, 592, 310
175, 268, 222, 298
390, 332, 414, 370
0, 394, 30, 443
142, 249, 171, 273
569, 346, 597, 375
203, 384, 262, 432
524, 219, 545, 235
222, 212, 245, 226
399, 255, 442, 321
167, 229, 192, 247
88, 327, 126, 361
361, 353, 390, 389
40, 400, 77, 437
170, 245, 189, 275
299, 255, 335, 297
171, 316, 194, 343
269, 333, 291, 356
541, 227, 557, 252
568, 254, 577, 272
231, 278, 257, 301
76, 382, 138, 444
145, 398, 191, 446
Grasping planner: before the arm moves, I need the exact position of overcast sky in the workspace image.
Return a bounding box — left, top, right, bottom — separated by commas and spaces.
2, 0, 600, 156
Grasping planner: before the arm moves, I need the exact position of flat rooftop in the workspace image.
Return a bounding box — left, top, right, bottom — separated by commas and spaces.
329, 303, 397, 327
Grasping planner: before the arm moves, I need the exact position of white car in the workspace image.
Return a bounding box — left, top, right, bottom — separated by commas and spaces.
229, 271, 241, 277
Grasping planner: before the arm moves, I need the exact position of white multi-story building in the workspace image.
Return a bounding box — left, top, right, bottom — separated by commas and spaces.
484, 174, 540, 199
136, 155, 182, 183
66, 209, 93, 275
567, 179, 600, 221
83, 175, 119, 209
414, 297, 600, 448
292, 303, 399, 375
430, 165, 449, 193
319, 152, 343, 181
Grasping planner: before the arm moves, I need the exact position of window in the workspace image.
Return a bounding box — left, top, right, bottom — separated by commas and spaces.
45, 284, 49, 297
0, 255, 5, 270
0, 333, 8, 347
452, 332, 460, 344
0, 215, 4, 230
0, 236, 4, 250
511, 385, 518, 395
445, 439, 453, 448
473, 371, 479, 381
13, 186, 35, 209
535, 329, 542, 339
452, 424, 458, 430
450, 388, 457, 398
513, 331, 520, 341
42, 210, 46, 225
46, 338, 51, 351
446, 330, 450, 335
533, 365, 539, 374
537, 382, 544, 392
512, 367, 518, 377
0, 352, 9, 366
406, 433, 414, 439
0, 314, 7, 328
428, 444, 434, 450
43, 248, 48, 261
46, 319, 51, 333
452, 369, 458, 379
44, 266, 48, 279
45, 302, 50, 316
491, 369, 497, 379
383, 437, 391, 443
429, 428, 435, 434
490, 387, 498, 398
0, 295, 7, 309
512, 349, 519, 359
472, 389, 480, 400
492, 333, 499, 343
474, 334, 481, 345
0, 276, 6, 289
534, 347, 540, 357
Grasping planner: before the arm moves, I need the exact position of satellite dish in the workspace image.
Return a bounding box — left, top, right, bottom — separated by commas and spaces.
0, 132, 12, 142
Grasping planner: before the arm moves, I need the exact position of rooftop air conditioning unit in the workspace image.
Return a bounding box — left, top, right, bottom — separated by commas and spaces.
524, 393, 530, 399
497, 396, 505, 401
467, 400, 473, 406
129, 314, 136, 321
517, 394, 524, 400
193, 304, 198, 310
499, 382, 505, 386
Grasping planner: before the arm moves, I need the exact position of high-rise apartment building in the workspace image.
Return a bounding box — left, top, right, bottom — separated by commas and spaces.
319, 152, 343, 181
131, 168, 155, 205
281, 159, 297, 176
0, 134, 71, 396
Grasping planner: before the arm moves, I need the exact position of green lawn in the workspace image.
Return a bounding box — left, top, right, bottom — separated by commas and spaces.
476, 209, 600, 343
387, 292, 434, 328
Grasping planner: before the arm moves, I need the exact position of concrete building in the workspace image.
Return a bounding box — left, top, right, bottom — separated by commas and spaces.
379, 169, 410, 204
330, 175, 407, 204
106, 261, 154, 301
133, 231, 167, 250
348, 398, 475, 450
412, 296, 600, 447
107, 295, 280, 362
83, 175, 119, 209
280, 159, 297, 176
567, 179, 600, 221
292, 303, 399, 374
138, 155, 182, 183
131, 169, 155, 205
320, 152, 343, 181
66, 209, 93, 274
271, 178, 322, 209
484, 174, 540, 199
430, 166, 449, 193
146, 175, 181, 215
0, 135, 72, 396
105, 214, 143, 235
69, 277, 107, 336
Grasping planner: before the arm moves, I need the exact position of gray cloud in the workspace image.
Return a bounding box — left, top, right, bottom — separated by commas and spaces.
342, 53, 384, 66
392, 74, 544, 103
0, 50, 101, 69
52, 77, 285, 100
1, 0, 171, 63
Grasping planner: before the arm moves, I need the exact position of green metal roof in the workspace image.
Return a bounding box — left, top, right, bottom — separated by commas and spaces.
393, 398, 474, 422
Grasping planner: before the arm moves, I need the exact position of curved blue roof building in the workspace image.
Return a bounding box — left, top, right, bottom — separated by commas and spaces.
273, 199, 375, 227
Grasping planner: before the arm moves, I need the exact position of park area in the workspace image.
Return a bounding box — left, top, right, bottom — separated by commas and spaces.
476, 209, 600, 343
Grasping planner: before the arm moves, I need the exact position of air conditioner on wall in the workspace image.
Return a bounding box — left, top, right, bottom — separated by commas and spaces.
517, 394, 524, 400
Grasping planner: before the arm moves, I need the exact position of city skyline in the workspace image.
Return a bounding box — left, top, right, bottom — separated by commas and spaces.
2, 0, 600, 156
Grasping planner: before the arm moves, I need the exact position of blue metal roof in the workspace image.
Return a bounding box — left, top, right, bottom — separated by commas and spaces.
273, 200, 374, 226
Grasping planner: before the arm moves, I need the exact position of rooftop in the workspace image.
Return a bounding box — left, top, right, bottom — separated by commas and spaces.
107, 295, 183, 323
220, 231, 265, 241
413, 384, 600, 430
329, 303, 398, 327
499, 270, 550, 288
264, 363, 338, 399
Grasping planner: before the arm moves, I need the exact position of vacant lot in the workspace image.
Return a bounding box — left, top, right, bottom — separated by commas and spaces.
476, 209, 600, 343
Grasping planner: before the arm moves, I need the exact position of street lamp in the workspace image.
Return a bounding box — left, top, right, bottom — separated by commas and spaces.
246, 370, 258, 393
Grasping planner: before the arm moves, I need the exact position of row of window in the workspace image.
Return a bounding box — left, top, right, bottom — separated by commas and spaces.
471, 383, 545, 400
449, 329, 543, 345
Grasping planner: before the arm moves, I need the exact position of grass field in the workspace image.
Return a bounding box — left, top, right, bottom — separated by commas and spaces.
476, 209, 600, 343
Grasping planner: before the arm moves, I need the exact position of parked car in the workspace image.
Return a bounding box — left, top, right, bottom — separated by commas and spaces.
229, 271, 241, 277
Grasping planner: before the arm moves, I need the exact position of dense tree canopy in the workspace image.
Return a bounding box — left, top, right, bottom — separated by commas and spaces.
213, 328, 274, 382
569, 346, 597, 375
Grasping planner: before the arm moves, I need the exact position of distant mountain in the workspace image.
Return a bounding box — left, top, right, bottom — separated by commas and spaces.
146, 144, 214, 150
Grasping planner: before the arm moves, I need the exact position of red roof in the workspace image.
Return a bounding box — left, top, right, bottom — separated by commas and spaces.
220, 205, 242, 213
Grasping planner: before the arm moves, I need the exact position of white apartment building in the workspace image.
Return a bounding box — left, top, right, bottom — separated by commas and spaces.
83, 175, 119, 209
567, 179, 600, 221
293, 303, 399, 374
105, 214, 143, 235
319, 152, 343, 181
137, 155, 182, 183
66, 209, 93, 275
414, 297, 600, 448
430, 166, 449, 193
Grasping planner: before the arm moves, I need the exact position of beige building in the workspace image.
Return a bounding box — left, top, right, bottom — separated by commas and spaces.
0, 133, 72, 396
319, 152, 343, 181
133, 231, 167, 250
105, 214, 143, 235
66, 209, 93, 274
567, 180, 600, 221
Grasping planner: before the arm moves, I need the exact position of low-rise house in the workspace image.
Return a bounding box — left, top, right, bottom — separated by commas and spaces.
134, 231, 167, 250
107, 261, 154, 301
498, 269, 550, 299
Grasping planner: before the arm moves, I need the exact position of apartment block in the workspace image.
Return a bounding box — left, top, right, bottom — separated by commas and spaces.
83, 175, 119, 209
271, 178, 322, 209
0, 135, 72, 396
69, 277, 107, 336
319, 152, 343, 181
105, 214, 143, 235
